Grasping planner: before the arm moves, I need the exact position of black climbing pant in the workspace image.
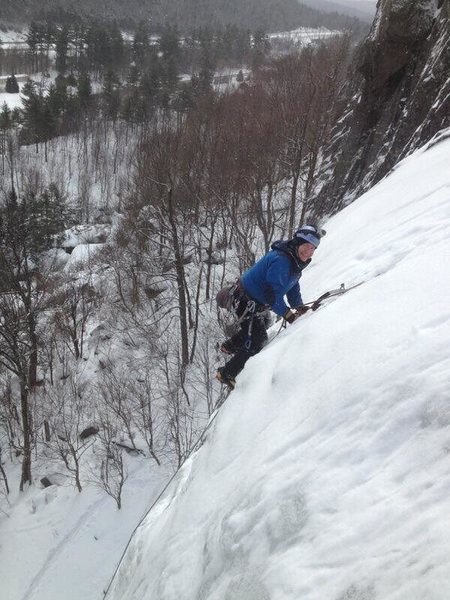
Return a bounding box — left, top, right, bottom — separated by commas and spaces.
220, 293, 268, 380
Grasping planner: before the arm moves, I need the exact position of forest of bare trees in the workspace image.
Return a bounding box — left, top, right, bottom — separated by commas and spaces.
0, 26, 351, 503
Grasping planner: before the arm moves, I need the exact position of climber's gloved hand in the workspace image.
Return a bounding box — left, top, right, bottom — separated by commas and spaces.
284, 308, 300, 324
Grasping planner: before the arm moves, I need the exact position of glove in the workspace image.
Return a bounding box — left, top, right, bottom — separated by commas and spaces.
283, 308, 300, 324
295, 305, 310, 316
284, 305, 310, 324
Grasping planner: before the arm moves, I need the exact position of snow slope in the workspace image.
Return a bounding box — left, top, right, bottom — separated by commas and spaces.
107, 132, 450, 600
0, 453, 171, 600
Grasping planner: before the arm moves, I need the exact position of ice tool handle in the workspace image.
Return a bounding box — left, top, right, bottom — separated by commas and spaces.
306, 283, 347, 311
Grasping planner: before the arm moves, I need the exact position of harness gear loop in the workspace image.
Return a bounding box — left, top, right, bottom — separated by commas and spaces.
244, 300, 257, 350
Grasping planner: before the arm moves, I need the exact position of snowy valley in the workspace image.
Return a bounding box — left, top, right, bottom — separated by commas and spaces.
0, 1, 449, 599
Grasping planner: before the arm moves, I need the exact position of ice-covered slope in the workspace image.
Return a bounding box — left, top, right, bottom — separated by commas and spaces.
107, 133, 450, 600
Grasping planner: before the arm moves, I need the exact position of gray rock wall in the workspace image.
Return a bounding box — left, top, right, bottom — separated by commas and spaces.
315, 0, 449, 215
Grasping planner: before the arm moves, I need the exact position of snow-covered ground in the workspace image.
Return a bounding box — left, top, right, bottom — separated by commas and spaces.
1, 456, 171, 600
269, 26, 341, 44
0, 27, 27, 47
0, 70, 60, 109
269, 27, 342, 57
104, 131, 450, 600
0, 90, 24, 109
0, 75, 449, 600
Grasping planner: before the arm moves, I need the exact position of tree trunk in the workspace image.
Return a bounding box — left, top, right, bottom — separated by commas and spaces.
19, 381, 32, 491
288, 172, 299, 237
167, 188, 189, 370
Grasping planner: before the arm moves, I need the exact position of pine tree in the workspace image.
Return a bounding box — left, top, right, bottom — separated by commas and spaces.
127, 65, 140, 88
252, 29, 270, 69
40, 100, 57, 162
159, 25, 181, 67
5, 74, 19, 94
44, 20, 57, 58
0, 103, 12, 170
48, 79, 69, 116
55, 25, 70, 73
102, 70, 120, 120
77, 70, 92, 111
109, 22, 124, 68
196, 50, 216, 94
26, 21, 41, 70
132, 21, 150, 66
0, 102, 12, 132
29, 183, 67, 250
21, 79, 43, 152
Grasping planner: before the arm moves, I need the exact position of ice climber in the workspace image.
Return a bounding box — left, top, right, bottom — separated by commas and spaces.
215, 224, 325, 389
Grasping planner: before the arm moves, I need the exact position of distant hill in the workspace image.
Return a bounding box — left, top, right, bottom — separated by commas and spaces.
0, 0, 366, 33
300, 0, 376, 23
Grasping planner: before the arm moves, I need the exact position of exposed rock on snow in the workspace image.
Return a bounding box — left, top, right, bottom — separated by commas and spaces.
62, 224, 111, 252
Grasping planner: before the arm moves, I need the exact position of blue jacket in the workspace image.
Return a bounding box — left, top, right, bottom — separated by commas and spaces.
241, 240, 311, 317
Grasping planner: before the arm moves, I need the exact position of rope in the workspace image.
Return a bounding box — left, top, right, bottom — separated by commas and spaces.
103, 281, 364, 596
102, 399, 227, 598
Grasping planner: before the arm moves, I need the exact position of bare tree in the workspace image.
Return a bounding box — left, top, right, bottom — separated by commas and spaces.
0, 181, 67, 489
96, 366, 140, 455
91, 416, 127, 510
128, 372, 162, 466
52, 280, 98, 360
39, 378, 93, 493
0, 446, 10, 496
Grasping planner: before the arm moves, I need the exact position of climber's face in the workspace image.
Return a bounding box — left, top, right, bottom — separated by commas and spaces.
297, 242, 316, 262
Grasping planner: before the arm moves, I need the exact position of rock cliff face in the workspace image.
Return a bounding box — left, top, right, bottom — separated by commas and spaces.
315, 0, 449, 215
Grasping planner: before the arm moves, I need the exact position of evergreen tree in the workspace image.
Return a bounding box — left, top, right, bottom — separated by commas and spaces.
55, 25, 70, 73
102, 70, 121, 120
196, 50, 216, 94
109, 22, 125, 67
11, 108, 22, 126
26, 22, 41, 56
140, 62, 161, 107
77, 70, 92, 110
21, 79, 43, 151
0, 103, 12, 166
28, 183, 67, 250
127, 64, 140, 88
21, 79, 57, 159
235, 28, 252, 62
5, 74, 19, 94
48, 79, 69, 116
252, 29, 270, 69
40, 101, 57, 162
44, 20, 57, 57
121, 90, 146, 125
0, 103, 12, 132
132, 21, 150, 66
160, 55, 179, 98
159, 25, 181, 66
72, 23, 86, 64
66, 73, 77, 87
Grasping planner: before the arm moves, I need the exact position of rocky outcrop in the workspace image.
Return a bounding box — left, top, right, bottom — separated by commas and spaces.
315, 0, 449, 215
